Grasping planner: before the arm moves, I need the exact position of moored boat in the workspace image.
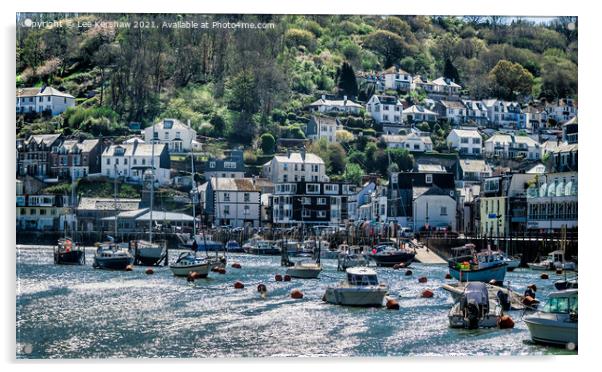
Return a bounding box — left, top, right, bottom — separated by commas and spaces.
131, 239, 167, 266
248, 240, 280, 255
323, 267, 388, 307
225, 240, 244, 253
448, 245, 507, 283
54, 237, 85, 265
524, 289, 578, 348
92, 242, 134, 270
286, 259, 322, 279
448, 282, 503, 329
528, 250, 576, 271
369, 244, 415, 267
169, 251, 210, 277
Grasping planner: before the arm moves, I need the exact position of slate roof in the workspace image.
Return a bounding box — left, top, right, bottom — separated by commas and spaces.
16, 86, 74, 98
210, 177, 261, 192
77, 197, 141, 211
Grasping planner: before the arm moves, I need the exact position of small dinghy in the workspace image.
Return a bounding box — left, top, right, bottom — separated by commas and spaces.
448, 282, 503, 329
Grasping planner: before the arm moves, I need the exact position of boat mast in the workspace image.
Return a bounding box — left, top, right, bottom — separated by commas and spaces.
71, 174, 76, 239
190, 139, 196, 236
149, 125, 155, 243
114, 163, 118, 240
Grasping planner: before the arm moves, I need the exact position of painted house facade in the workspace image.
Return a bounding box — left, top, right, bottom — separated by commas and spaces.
446, 129, 483, 156
262, 150, 327, 183
402, 105, 438, 124
201, 177, 261, 228
16, 134, 62, 179
101, 141, 171, 185
381, 133, 433, 153
484, 134, 541, 160
143, 118, 197, 153
382, 67, 413, 92
366, 95, 404, 127
306, 115, 341, 144
49, 139, 101, 180
526, 171, 577, 232
308, 95, 362, 115
16, 86, 75, 116
272, 181, 355, 226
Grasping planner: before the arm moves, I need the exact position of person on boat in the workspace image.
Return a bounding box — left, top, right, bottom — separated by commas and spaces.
524, 284, 537, 299
191, 239, 198, 251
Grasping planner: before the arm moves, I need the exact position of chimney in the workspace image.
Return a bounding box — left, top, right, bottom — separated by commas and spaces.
287, 148, 291, 158
344, 95, 348, 104
321, 94, 326, 101
300, 147, 306, 161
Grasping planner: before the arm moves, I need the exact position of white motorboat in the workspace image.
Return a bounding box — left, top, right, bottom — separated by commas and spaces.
323, 267, 388, 307
92, 242, 134, 270
524, 289, 578, 348
528, 250, 576, 271
286, 259, 322, 279
448, 282, 503, 329
337, 245, 369, 271
169, 252, 210, 277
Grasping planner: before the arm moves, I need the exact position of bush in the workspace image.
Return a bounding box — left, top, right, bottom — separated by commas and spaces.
259, 133, 276, 154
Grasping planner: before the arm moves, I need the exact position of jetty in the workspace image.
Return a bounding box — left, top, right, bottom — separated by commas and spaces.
407, 239, 446, 264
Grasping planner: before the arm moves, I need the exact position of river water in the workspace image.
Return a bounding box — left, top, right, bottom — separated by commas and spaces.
16, 246, 576, 358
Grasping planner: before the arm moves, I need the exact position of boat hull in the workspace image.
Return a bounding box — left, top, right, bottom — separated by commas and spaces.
324, 287, 387, 307
54, 250, 85, 265
134, 246, 166, 266
170, 263, 210, 277
449, 264, 507, 283
93, 256, 134, 270
524, 316, 578, 347
286, 267, 321, 279
370, 252, 415, 267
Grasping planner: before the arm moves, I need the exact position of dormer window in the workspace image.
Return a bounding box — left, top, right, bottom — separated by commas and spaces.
425, 174, 433, 184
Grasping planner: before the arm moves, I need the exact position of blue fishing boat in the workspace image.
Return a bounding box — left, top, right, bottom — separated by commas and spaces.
225, 240, 244, 253
448, 244, 507, 283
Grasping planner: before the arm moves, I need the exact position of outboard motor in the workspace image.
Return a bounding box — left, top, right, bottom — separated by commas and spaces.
497, 290, 511, 311
466, 299, 480, 329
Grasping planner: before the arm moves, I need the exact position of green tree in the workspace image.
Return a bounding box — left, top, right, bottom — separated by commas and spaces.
327, 143, 347, 175
343, 163, 363, 185
488, 60, 534, 100
226, 71, 260, 114
336, 62, 358, 99
363, 30, 407, 68
443, 58, 460, 83
259, 133, 276, 154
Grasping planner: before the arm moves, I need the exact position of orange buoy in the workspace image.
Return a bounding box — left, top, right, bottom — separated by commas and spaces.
234, 281, 244, 289
275, 274, 283, 282
498, 315, 515, 329
211, 266, 219, 272
529, 284, 537, 292
257, 284, 267, 293
540, 273, 549, 280
445, 273, 452, 279
405, 269, 413, 276
418, 276, 427, 283
125, 265, 133, 272
187, 272, 196, 282
522, 295, 536, 307
232, 262, 242, 269
422, 289, 434, 298
145, 268, 154, 275
218, 268, 226, 274
283, 274, 291, 282
386, 298, 400, 310
291, 289, 303, 299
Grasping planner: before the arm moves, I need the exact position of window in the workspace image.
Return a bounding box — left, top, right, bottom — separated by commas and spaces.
223, 205, 230, 215
244, 193, 250, 202
124, 159, 128, 165
106, 158, 110, 165
425, 174, 433, 184
40, 209, 46, 215
243, 205, 250, 215
317, 211, 327, 218
133, 159, 137, 165
224, 161, 236, 169
307, 184, 320, 194
461, 138, 469, 144
440, 207, 447, 216
302, 197, 311, 205
472, 138, 481, 144
223, 193, 230, 202
164, 131, 169, 140
209, 161, 216, 168
317, 197, 327, 205
302, 209, 311, 218
115, 158, 119, 165
324, 184, 339, 194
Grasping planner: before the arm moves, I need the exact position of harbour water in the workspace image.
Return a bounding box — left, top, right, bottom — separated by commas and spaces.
16, 246, 576, 358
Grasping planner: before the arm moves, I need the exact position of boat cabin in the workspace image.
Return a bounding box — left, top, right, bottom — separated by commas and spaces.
542, 289, 578, 315
346, 268, 379, 286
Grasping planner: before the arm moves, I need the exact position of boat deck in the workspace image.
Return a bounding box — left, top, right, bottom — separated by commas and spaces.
441, 282, 535, 310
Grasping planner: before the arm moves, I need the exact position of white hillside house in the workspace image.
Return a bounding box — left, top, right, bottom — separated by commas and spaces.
16, 86, 75, 116
262, 150, 327, 183
101, 141, 171, 185
446, 129, 483, 156
366, 95, 404, 125
144, 118, 197, 153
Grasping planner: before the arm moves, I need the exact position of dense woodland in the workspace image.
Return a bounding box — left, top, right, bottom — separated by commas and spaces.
16, 14, 578, 183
